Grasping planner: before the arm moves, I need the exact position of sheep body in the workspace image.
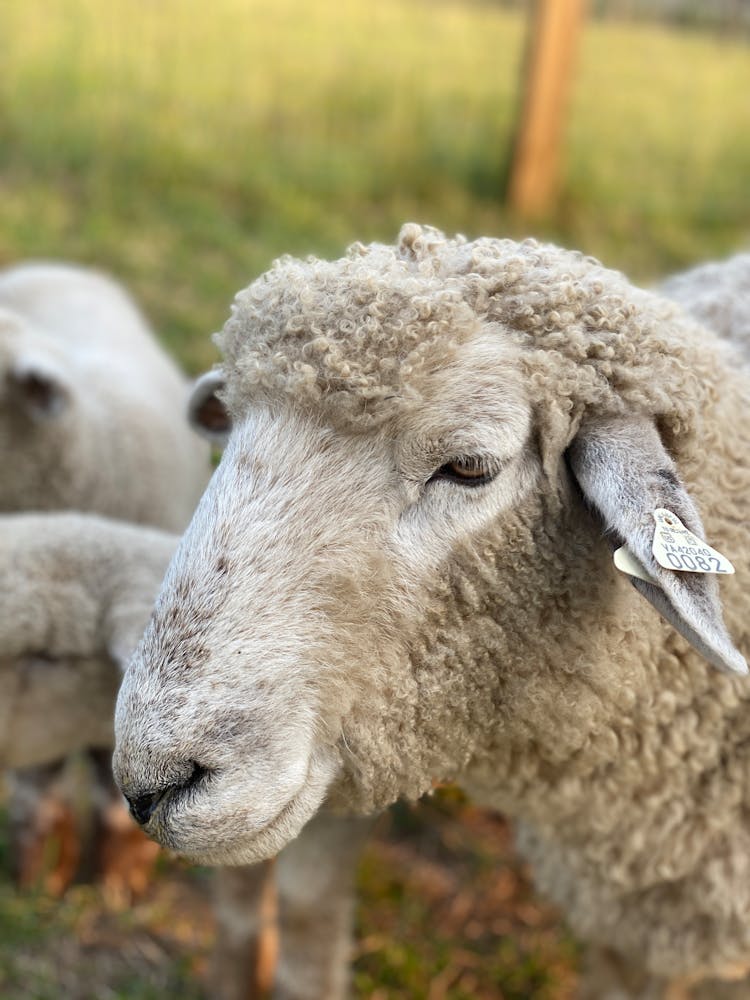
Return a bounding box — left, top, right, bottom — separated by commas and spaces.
114, 227, 750, 992
0, 262, 210, 527
660, 252, 750, 352
0, 512, 176, 769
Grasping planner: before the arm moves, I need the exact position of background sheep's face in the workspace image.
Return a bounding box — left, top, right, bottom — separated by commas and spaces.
114, 332, 542, 865
0, 307, 76, 510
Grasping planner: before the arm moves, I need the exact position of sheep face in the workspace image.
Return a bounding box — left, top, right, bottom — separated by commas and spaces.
0, 308, 80, 510
114, 226, 746, 865
0, 263, 212, 529
114, 332, 540, 865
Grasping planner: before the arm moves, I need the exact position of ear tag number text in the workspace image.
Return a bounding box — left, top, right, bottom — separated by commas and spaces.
652, 509, 735, 575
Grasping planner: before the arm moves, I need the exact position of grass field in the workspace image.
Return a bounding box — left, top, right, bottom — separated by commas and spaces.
0, 2, 748, 996
1, 0, 749, 371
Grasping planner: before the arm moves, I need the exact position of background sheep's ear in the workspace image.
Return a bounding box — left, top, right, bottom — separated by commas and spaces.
568, 415, 747, 676
7, 358, 70, 421
188, 370, 231, 444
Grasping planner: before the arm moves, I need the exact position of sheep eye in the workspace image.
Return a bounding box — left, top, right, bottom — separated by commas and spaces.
429, 457, 496, 488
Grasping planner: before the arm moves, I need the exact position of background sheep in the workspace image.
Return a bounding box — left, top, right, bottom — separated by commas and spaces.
659, 253, 750, 355
0, 261, 211, 890
113, 225, 750, 999
0, 262, 210, 525
0, 513, 175, 772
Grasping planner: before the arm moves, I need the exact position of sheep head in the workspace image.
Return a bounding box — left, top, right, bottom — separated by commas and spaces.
114, 225, 747, 865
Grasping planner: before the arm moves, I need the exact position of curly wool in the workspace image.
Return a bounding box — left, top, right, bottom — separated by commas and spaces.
217, 223, 715, 448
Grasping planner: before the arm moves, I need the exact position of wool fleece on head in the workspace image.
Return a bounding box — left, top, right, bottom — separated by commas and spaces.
115, 225, 750, 988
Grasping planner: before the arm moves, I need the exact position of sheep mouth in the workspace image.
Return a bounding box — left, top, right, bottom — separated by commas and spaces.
145, 748, 338, 864
142, 761, 214, 831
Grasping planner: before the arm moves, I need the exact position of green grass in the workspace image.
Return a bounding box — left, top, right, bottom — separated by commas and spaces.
1, 0, 749, 372
0, 804, 206, 999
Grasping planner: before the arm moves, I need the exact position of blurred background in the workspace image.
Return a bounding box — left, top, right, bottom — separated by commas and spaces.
2, 0, 749, 373
0, 0, 748, 997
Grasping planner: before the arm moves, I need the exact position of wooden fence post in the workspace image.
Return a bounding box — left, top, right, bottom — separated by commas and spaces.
507, 0, 587, 217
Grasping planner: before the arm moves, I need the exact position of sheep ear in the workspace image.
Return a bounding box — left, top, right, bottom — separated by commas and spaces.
188, 371, 231, 445
568, 415, 747, 676
8, 359, 70, 421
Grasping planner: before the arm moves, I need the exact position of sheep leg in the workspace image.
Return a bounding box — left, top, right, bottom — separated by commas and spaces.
211, 860, 278, 1000
210, 814, 371, 1000
273, 812, 373, 1000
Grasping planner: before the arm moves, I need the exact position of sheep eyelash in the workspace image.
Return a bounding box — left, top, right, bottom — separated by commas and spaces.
427, 453, 503, 488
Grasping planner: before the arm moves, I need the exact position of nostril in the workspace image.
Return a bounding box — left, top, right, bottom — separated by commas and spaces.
126, 789, 167, 826
185, 760, 209, 790
124, 762, 210, 826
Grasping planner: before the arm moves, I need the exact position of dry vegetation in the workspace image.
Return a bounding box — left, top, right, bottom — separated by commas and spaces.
0, 795, 578, 999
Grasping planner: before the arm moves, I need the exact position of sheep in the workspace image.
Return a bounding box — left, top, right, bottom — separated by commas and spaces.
0, 261, 210, 527
659, 253, 750, 353
109, 224, 750, 998
0, 261, 212, 890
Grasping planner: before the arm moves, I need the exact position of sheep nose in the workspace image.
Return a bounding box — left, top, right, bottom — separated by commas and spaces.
120, 761, 208, 826
125, 789, 168, 826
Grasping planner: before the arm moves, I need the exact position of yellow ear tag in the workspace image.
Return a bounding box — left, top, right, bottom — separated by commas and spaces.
652, 509, 735, 575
